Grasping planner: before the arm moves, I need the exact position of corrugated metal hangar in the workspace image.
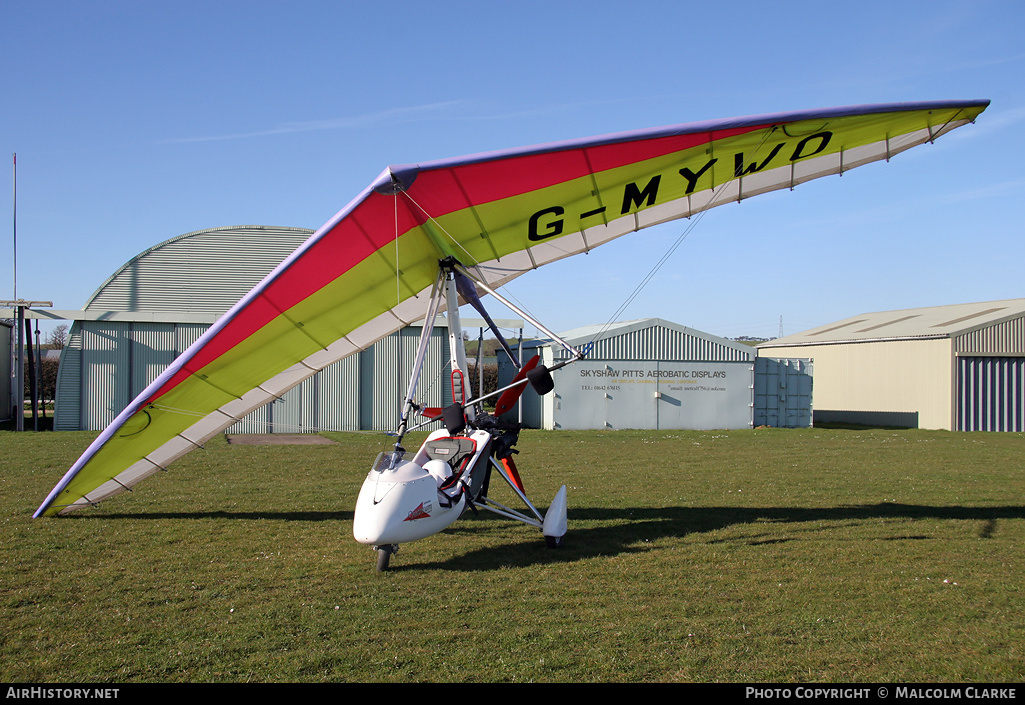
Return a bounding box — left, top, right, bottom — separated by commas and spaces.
1, 320, 11, 420
54, 225, 454, 433
499, 318, 812, 430
48, 222, 814, 435
758, 299, 1025, 432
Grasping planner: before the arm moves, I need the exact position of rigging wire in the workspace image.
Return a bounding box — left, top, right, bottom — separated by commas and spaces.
583, 125, 781, 350
583, 209, 708, 349
394, 186, 400, 305
397, 188, 481, 267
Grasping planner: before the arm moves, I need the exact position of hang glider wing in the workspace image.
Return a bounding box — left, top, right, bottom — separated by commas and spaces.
35, 99, 989, 517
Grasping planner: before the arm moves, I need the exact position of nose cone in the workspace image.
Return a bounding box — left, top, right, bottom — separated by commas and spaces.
353, 461, 464, 546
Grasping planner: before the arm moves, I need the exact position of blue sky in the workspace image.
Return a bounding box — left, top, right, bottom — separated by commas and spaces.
2, 0, 1023, 341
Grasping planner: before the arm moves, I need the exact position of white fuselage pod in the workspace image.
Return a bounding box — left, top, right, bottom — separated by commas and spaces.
353, 429, 491, 546
353, 457, 466, 546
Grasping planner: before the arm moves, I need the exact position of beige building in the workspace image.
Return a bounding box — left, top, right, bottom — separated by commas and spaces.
758, 299, 1025, 431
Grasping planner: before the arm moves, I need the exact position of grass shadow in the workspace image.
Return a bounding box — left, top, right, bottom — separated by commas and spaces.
404, 502, 1025, 571
60, 502, 1025, 573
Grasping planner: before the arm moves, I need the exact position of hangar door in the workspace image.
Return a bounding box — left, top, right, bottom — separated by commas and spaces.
753, 357, 813, 428
957, 356, 1025, 432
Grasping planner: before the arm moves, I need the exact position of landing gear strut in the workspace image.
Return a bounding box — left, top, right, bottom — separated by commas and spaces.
375, 544, 397, 572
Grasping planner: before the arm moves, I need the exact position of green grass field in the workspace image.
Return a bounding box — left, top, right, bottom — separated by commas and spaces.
2, 426, 1023, 682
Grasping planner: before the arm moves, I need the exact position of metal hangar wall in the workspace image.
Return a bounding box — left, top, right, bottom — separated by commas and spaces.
54, 225, 452, 434
499, 318, 812, 431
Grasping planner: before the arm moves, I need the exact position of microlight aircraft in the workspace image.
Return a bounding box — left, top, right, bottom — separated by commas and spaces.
35, 101, 989, 570
352, 259, 578, 569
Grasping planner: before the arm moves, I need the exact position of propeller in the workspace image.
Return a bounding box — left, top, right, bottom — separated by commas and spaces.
493, 354, 540, 418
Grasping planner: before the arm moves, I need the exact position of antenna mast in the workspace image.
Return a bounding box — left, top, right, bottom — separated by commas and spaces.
12, 153, 15, 300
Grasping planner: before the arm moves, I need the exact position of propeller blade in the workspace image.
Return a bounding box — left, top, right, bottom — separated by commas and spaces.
493, 354, 540, 417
